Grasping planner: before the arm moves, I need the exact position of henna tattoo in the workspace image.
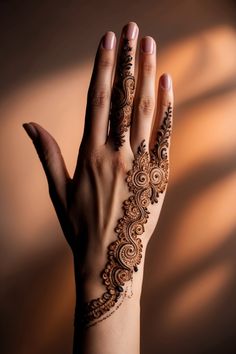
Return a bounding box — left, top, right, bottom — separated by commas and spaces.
80, 104, 172, 327
109, 39, 135, 150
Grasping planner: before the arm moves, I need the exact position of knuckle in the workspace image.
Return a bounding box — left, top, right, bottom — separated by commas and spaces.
43, 148, 53, 165
42, 145, 61, 168
143, 62, 154, 75
89, 87, 110, 108
98, 57, 113, 69
137, 96, 155, 115
85, 148, 104, 170
112, 154, 128, 173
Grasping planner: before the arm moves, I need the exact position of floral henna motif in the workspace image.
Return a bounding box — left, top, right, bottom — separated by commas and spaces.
81, 104, 172, 327
109, 39, 135, 150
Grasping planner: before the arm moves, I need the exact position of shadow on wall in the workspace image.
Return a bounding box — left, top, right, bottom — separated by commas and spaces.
142, 157, 236, 354
1, 0, 236, 354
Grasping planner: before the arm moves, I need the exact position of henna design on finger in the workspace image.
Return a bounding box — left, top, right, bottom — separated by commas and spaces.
109, 39, 135, 150
79, 104, 172, 327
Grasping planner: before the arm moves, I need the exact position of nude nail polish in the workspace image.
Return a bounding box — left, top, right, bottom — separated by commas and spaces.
124, 22, 138, 40
141, 37, 154, 54
102, 31, 116, 50
160, 74, 171, 90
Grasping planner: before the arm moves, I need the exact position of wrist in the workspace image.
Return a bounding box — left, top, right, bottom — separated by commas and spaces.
74, 267, 144, 302
73, 244, 146, 300
74, 264, 144, 329
74, 281, 141, 333
72, 236, 146, 328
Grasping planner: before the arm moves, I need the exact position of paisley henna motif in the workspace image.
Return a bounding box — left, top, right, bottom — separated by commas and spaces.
81, 104, 172, 327
109, 39, 135, 149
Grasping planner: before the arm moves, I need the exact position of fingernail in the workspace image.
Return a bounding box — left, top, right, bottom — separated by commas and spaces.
22, 123, 38, 140
124, 22, 138, 40
160, 74, 171, 90
141, 37, 154, 54
102, 31, 116, 50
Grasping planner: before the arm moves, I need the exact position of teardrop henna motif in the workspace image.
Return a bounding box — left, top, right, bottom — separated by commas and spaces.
109, 39, 135, 150
80, 104, 172, 327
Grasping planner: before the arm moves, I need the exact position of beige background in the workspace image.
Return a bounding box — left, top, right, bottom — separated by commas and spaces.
1, 1, 236, 353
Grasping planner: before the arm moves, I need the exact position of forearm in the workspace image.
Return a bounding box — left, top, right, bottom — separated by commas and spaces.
73, 295, 140, 354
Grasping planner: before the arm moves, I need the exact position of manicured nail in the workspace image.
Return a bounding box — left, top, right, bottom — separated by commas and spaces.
160, 74, 171, 90
102, 31, 116, 50
22, 123, 38, 140
141, 37, 154, 54
124, 22, 138, 40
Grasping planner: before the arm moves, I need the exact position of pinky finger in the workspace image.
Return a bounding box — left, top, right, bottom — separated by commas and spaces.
149, 74, 173, 199
150, 73, 174, 156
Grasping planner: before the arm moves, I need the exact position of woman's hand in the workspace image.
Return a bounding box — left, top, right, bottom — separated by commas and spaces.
23, 22, 173, 333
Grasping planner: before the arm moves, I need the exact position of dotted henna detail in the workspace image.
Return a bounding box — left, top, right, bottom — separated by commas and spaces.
81, 104, 172, 327
109, 39, 135, 150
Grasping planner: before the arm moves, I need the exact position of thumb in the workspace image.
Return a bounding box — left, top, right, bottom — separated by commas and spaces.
22, 122, 71, 212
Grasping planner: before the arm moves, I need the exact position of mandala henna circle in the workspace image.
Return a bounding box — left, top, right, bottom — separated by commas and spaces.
109, 39, 135, 150
81, 104, 172, 327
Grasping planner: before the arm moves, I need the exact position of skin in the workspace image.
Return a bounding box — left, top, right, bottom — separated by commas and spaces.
23, 22, 174, 354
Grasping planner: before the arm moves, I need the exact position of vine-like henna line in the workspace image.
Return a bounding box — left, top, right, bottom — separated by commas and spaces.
80, 104, 172, 327
109, 38, 135, 150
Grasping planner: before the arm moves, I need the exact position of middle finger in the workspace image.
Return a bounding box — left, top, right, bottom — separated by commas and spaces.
107, 22, 139, 151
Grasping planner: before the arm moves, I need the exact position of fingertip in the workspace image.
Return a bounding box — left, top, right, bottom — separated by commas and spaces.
159, 73, 172, 91
22, 123, 38, 140
140, 36, 156, 55
101, 31, 116, 50
123, 21, 139, 40
158, 73, 174, 109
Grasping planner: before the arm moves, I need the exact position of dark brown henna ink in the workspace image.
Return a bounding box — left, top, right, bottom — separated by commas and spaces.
109, 39, 135, 150
79, 105, 172, 328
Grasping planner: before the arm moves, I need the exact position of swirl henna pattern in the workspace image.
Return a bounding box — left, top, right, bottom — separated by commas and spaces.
81, 104, 172, 327
109, 39, 135, 150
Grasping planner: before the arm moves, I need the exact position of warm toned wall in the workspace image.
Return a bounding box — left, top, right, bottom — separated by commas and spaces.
1, 1, 236, 353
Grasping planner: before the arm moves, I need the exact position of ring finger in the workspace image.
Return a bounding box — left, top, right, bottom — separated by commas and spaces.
131, 36, 156, 154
